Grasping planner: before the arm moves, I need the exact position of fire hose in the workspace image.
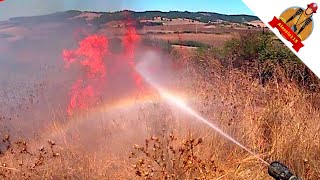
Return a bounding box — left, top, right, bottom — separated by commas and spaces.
268, 161, 300, 180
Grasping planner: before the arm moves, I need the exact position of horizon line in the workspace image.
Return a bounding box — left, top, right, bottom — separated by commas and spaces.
6, 9, 256, 20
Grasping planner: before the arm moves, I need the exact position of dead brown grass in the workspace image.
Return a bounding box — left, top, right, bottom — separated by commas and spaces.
145, 33, 231, 47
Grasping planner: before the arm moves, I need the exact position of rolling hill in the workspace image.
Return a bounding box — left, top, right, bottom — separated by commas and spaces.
7, 10, 260, 27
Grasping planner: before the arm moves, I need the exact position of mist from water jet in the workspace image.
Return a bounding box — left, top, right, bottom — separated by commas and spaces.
136, 55, 270, 166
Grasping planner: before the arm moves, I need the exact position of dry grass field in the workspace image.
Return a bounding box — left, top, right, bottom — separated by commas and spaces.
144, 33, 232, 47
0, 14, 318, 180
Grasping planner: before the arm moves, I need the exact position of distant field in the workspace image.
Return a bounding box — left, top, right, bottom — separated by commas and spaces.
141, 24, 260, 33
144, 33, 232, 47
98, 23, 264, 48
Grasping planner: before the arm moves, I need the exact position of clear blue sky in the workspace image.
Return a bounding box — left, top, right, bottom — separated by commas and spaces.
0, 0, 254, 21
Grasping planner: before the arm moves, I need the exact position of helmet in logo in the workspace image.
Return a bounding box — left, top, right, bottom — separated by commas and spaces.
307, 3, 318, 13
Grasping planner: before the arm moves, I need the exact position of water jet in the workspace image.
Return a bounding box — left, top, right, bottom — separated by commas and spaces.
136, 57, 300, 179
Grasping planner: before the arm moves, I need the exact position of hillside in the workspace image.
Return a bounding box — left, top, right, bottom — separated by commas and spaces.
0, 10, 263, 57
8, 10, 260, 26
92, 10, 259, 25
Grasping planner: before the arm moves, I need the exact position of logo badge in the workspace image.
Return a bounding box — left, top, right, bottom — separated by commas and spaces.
268, 3, 317, 52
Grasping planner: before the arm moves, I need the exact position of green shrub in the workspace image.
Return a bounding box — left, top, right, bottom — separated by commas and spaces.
213, 32, 300, 63
171, 41, 210, 48
207, 32, 319, 91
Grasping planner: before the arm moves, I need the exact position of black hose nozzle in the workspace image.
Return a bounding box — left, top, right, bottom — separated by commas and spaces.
268, 161, 300, 180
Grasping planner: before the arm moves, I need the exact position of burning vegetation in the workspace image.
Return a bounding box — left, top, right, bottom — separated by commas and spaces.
62, 26, 143, 116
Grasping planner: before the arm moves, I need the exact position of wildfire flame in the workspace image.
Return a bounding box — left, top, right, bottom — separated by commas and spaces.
62, 25, 143, 116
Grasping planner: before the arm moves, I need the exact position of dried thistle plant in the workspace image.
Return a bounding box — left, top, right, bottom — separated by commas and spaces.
0, 135, 60, 179
130, 130, 223, 179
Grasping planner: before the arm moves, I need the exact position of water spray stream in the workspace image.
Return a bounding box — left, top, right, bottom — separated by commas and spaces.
159, 89, 270, 166
136, 60, 270, 166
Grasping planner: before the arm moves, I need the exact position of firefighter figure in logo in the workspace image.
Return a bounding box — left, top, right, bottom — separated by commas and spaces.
279, 3, 317, 41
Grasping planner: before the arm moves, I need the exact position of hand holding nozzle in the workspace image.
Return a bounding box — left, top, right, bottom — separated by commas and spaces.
268, 161, 300, 180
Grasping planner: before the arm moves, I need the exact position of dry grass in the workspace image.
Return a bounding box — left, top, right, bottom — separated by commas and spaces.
129, 131, 223, 179
144, 33, 231, 47
1, 40, 320, 180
